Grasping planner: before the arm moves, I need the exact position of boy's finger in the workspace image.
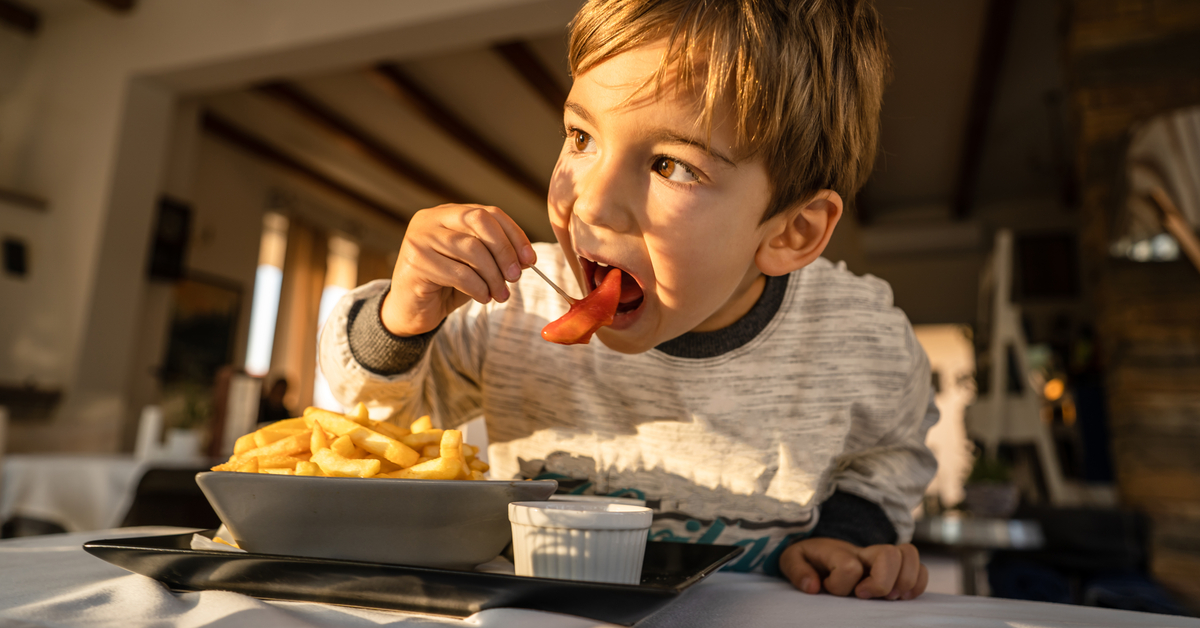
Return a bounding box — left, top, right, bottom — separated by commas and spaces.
778, 544, 822, 594
424, 256, 495, 305
458, 206, 525, 284
434, 232, 511, 303
480, 205, 536, 267
902, 564, 929, 600
888, 544, 922, 600
820, 552, 866, 597
853, 545, 901, 599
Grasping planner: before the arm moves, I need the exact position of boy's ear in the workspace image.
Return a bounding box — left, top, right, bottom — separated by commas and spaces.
755, 190, 843, 276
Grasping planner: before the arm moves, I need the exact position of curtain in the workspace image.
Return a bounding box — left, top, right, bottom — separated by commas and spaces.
270, 218, 327, 412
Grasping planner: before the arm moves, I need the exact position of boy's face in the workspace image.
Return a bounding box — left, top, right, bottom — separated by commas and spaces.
548, 42, 775, 354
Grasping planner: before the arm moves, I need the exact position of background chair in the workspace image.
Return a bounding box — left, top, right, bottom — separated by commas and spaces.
120, 467, 222, 529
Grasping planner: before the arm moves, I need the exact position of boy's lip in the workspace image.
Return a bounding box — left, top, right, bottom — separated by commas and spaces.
574, 250, 647, 328
575, 250, 639, 293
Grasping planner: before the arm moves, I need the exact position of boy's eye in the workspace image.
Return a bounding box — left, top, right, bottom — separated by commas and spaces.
570, 129, 593, 152
653, 157, 697, 183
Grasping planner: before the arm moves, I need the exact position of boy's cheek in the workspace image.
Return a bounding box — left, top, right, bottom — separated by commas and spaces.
547, 181, 574, 230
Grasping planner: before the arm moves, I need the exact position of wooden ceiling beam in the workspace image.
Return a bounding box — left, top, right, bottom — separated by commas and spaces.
372, 63, 547, 200
256, 81, 469, 204
87, 0, 136, 12
493, 40, 568, 114
201, 111, 409, 229
0, 0, 39, 35
952, 0, 1017, 220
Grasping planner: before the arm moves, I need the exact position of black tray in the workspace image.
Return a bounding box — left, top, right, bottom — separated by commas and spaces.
84, 530, 742, 625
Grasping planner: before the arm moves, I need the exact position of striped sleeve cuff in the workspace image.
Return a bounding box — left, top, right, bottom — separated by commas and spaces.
346, 288, 440, 376
808, 490, 898, 547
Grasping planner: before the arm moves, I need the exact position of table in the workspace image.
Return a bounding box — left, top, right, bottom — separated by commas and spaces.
3, 527, 1197, 628
913, 515, 1045, 596
1, 454, 209, 533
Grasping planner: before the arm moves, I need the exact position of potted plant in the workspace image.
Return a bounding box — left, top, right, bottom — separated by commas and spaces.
962, 452, 1020, 518
159, 383, 211, 459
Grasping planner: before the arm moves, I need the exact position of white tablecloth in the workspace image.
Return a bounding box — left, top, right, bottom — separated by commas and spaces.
0, 454, 209, 532
2, 527, 1196, 628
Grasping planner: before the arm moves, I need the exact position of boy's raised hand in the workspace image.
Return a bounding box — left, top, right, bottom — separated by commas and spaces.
382, 204, 535, 337
780, 537, 929, 600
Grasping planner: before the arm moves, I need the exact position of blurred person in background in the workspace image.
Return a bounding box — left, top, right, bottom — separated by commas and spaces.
257, 377, 293, 426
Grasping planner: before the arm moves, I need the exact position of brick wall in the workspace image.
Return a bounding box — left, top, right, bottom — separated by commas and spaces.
1065, 0, 1200, 610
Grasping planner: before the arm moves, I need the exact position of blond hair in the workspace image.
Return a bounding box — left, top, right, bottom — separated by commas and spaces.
568, 0, 889, 221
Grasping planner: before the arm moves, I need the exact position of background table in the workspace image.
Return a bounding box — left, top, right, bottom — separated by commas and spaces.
3, 527, 1197, 628
913, 514, 1045, 595
0, 454, 210, 533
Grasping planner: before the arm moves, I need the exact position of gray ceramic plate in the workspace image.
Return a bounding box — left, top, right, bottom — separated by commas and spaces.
196, 471, 556, 568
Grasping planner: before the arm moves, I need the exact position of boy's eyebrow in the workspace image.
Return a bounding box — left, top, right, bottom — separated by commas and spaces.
645, 129, 736, 167
564, 100, 736, 167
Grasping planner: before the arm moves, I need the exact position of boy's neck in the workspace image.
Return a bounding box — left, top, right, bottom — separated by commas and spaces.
656, 272, 790, 359
690, 272, 767, 333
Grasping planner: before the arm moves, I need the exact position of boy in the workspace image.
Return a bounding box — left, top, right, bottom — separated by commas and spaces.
321, 0, 937, 600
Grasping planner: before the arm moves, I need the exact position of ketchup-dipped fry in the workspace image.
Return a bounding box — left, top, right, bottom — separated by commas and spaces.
541, 267, 623, 345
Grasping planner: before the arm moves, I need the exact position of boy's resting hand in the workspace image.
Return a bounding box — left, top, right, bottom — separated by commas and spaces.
780, 538, 929, 600
382, 204, 536, 337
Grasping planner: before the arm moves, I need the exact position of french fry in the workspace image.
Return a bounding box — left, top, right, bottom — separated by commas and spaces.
410, 416, 433, 433
364, 454, 402, 473
236, 430, 312, 461
296, 461, 323, 476
348, 425, 420, 468
371, 420, 411, 441
331, 435, 359, 459
385, 456, 460, 480
401, 430, 443, 449
254, 429, 295, 449
314, 411, 367, 437
256, 455, 307, 469
440, 429, 464, 460
234, 433, 257, 456
311, 427, 331, 452
212, 407, 483, 482
312, 448, 381, 478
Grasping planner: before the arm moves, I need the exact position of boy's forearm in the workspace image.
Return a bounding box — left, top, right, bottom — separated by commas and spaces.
318, 280, 433, 415
319, 279, 488, 429
347, 287, 439, 376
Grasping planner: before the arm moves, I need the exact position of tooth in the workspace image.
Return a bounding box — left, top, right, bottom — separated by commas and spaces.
597, 261, 609, 267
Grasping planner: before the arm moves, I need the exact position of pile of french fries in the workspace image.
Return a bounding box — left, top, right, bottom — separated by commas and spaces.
211, 404, 489, 480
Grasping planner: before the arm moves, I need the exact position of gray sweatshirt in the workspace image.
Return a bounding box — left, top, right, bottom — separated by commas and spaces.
318, 243, 938, 574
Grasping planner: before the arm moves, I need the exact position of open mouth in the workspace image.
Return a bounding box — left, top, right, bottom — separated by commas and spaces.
579, 256, 644, 315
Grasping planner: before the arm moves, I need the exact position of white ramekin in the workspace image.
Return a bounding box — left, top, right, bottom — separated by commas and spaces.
508, 501, 653, 584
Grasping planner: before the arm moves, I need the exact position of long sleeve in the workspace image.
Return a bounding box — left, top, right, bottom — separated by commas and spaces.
318, 278, 490, 429
316, 252, 940, 574
822, 323, 939, 543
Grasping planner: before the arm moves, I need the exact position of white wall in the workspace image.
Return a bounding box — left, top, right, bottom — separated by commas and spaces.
0, 0, 581, 452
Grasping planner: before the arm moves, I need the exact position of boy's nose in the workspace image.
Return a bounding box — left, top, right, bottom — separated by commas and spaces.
571, 158, 635, 234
